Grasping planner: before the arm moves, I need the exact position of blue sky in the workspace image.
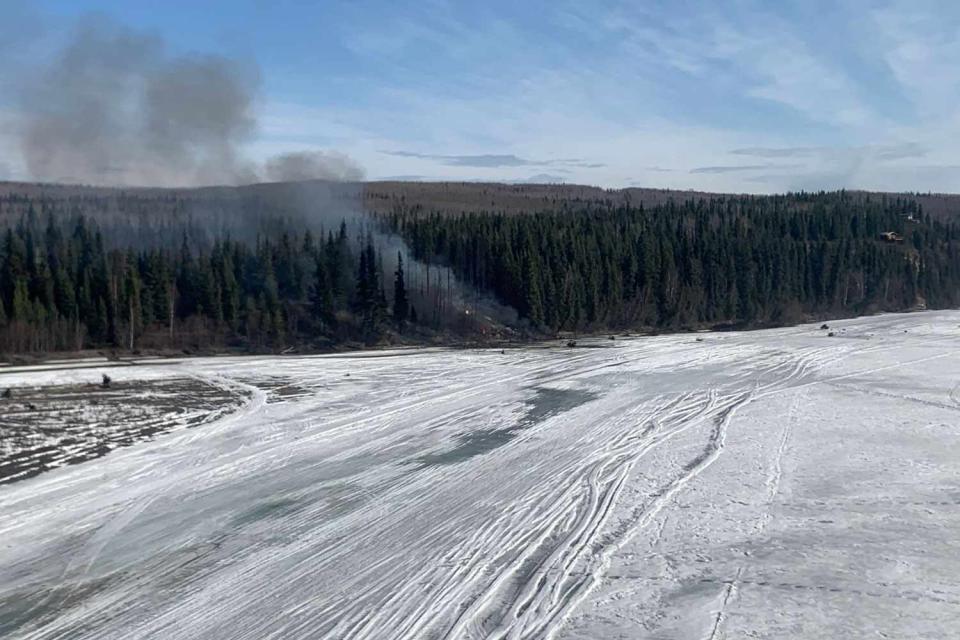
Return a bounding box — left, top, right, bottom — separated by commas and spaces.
3, 0, 960, 192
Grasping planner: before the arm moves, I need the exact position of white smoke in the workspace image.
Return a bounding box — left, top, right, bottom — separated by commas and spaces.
264, 151, 365, 183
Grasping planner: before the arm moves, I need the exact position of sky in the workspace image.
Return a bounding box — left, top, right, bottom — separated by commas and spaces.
2, 0, 960, 193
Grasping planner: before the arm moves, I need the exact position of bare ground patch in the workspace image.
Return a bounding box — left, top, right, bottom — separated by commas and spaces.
0, 379, 250, 485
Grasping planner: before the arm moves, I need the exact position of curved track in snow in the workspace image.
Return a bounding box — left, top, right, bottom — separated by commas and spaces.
2, 312, 960, 639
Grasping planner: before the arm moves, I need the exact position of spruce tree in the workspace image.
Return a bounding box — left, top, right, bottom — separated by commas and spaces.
393, 252, 409, 329
2, 188, 960, 354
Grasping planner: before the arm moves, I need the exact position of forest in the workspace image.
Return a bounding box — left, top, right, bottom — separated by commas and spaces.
0, 210, 418, 354
1, 186, 958, 355
390, 191, 959, 332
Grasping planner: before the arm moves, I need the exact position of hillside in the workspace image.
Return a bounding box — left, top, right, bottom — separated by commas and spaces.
4, 180, 960, 230
1, 180, 960, 356
363, 181, 960, 220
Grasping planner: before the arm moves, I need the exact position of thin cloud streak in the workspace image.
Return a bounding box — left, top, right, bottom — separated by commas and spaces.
5, 2, 960, 194
380, 150, 605, 169
690, 164, 803, 174
731, 143, 927, 161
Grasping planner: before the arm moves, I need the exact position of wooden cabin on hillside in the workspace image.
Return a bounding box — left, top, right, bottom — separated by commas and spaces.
879, 231, 904, 243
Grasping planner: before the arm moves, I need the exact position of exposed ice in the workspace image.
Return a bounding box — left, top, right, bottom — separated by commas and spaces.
1, 312, 959, 639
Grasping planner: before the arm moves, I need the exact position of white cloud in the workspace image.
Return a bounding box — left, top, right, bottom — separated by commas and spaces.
5, 1, 960, 194
871, 2, 960, 119
691, 164, 804, 175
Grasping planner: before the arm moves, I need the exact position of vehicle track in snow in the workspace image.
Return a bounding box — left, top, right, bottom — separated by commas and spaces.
3, 313, 960, 640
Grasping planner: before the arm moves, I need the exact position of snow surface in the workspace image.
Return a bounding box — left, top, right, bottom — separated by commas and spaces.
1, 312, 960, 639
0, 376, 250, 485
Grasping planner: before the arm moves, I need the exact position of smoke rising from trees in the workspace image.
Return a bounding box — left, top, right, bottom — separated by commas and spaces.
265, 151, 365, 183
13, 15, 362, 187
6, 13, 509, 332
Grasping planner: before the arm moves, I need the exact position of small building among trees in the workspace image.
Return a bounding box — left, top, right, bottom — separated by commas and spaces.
879, 231, 904, 243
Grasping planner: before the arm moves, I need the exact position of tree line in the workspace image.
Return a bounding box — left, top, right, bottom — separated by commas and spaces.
2, 190, 960, 354
0, 211, 414, 354
388, 191, 960, 331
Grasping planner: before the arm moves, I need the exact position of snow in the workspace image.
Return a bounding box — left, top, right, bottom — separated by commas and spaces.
0, 376, 251, 485
1, 312, 960, 639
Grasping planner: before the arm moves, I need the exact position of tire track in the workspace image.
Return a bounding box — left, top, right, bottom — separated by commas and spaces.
434, 389, 755, 640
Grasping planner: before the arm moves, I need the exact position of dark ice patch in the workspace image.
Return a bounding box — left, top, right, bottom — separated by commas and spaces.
415, 386, 598, 467
231, 497, 302, 527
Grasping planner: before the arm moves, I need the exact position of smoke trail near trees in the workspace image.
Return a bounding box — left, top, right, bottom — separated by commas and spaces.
265, 151, 365, 183
4, 12, 514, 334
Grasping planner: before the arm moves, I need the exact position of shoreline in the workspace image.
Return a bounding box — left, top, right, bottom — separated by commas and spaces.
0, 306, 934, 372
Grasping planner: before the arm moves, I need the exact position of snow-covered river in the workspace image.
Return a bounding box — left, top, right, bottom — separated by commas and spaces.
2, 312, 959, 639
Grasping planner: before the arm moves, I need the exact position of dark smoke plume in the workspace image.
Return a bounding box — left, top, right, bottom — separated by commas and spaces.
8, 13, 521, 329
18, 17, 259, 186
14, 15, 361, 187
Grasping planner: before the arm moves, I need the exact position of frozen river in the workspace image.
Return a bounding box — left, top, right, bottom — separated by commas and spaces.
2, 312, 959, 639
